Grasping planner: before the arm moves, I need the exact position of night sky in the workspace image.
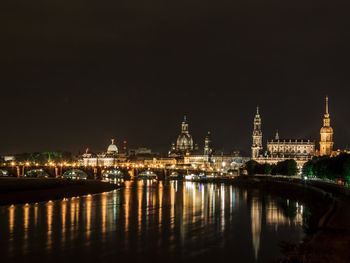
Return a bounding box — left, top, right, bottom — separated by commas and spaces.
1, 0, 350, 155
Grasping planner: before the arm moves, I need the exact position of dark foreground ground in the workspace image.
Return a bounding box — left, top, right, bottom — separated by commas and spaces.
0, 178, 120, 206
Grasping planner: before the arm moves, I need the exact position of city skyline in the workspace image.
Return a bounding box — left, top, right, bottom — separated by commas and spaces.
0, 95, 348, 155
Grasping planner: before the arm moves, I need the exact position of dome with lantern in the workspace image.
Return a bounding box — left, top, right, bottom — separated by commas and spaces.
175, 116, 194, 153
107, 139, 118, 154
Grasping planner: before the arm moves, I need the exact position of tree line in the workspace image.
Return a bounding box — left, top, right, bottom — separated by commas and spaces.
2, 152, 73, 164
245, 159, 298, 176
302, 153, 350, 183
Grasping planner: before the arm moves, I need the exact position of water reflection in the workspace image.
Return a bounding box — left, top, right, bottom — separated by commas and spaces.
86, 195, 92, 239
23, 204, 30, 253
8, 205, 15, 257
34, 203, 38, 226
46, 201, 53, 251
61, 199, 67, 244
251, 198, 262, 260
0, 181, 307, 263
101, 193, 107, 234
9, 205, 15, 235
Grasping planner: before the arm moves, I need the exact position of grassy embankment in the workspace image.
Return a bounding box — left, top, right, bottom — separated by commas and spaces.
0, 177, 120, 206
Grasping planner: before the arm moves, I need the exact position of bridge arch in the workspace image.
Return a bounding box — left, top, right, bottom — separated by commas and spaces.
102, 168, 124, 180
24, 169, 50, 178
0, 169, 10, 177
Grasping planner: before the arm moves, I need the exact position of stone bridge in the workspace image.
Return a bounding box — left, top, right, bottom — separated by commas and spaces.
0, 165, 100, 179
0, 165, 207, 180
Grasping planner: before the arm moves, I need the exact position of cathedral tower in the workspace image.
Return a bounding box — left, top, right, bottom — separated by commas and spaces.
320, 96, 334, 156
252, 106, 263, 159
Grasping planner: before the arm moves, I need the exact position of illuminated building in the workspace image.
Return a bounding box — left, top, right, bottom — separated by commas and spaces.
204, 131, 213, 156
183, 131, 249, 171
252, 107, 315, 170
251, 106, 263, 159
107, 139, 118, 154
79, 139, 122, 166
267, 136, 315, 159
184, 151, 249, 171
319, 96, 334, 156
169, 115, 198, 157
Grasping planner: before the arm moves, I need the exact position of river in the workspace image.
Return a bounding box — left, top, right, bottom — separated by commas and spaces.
0, 180, 307, 262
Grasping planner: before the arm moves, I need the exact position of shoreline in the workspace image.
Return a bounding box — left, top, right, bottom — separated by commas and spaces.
0, 178, 121, 206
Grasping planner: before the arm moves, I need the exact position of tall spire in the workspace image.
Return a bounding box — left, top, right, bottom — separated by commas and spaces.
275, 130, 279, 140
320, 96, 334, 156
323, 96, 330, 126
252, 106, 263, 159
181, 115, 189, 133
255, 105, 260, 118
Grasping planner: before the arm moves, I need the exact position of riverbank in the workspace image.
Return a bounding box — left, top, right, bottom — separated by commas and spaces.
213, 175, 350, 263
0, 178, 120, 206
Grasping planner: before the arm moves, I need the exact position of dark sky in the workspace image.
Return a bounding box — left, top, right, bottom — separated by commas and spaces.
1, 0, 350, 155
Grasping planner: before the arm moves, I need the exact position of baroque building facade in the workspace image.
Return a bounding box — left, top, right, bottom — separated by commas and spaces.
251, 107, 315, 170
79, 139, 124, 166
267, 137, 315, 159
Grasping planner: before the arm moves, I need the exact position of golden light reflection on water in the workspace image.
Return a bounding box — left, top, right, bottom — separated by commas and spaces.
9, 205, 15, 234
251, 198, 262, 261
101, 193, 107, 234
61, 199, 67, 245
124, 181, 131, 232
3, 180, 306, 263
23, 204, 30, 253
249, 196, 305, 261
158, 181, 163, 229
23, 204, 29, 230
86, 195, 92, 239
201, 185, 205, 225
266, 201, 304, 229
138, 181, 143, 233
70, 198, 76, 242
34, 204, 38, 226
46, 201, 53, 251
75, 199, 80, 232
220, 185, 225, 232
192, 184, 196, 224
170, 181, 175, 228
8, 205, 15, 257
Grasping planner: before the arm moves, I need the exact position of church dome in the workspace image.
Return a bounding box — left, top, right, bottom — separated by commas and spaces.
176, 133, 194, 151
107, 139, 118, 154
